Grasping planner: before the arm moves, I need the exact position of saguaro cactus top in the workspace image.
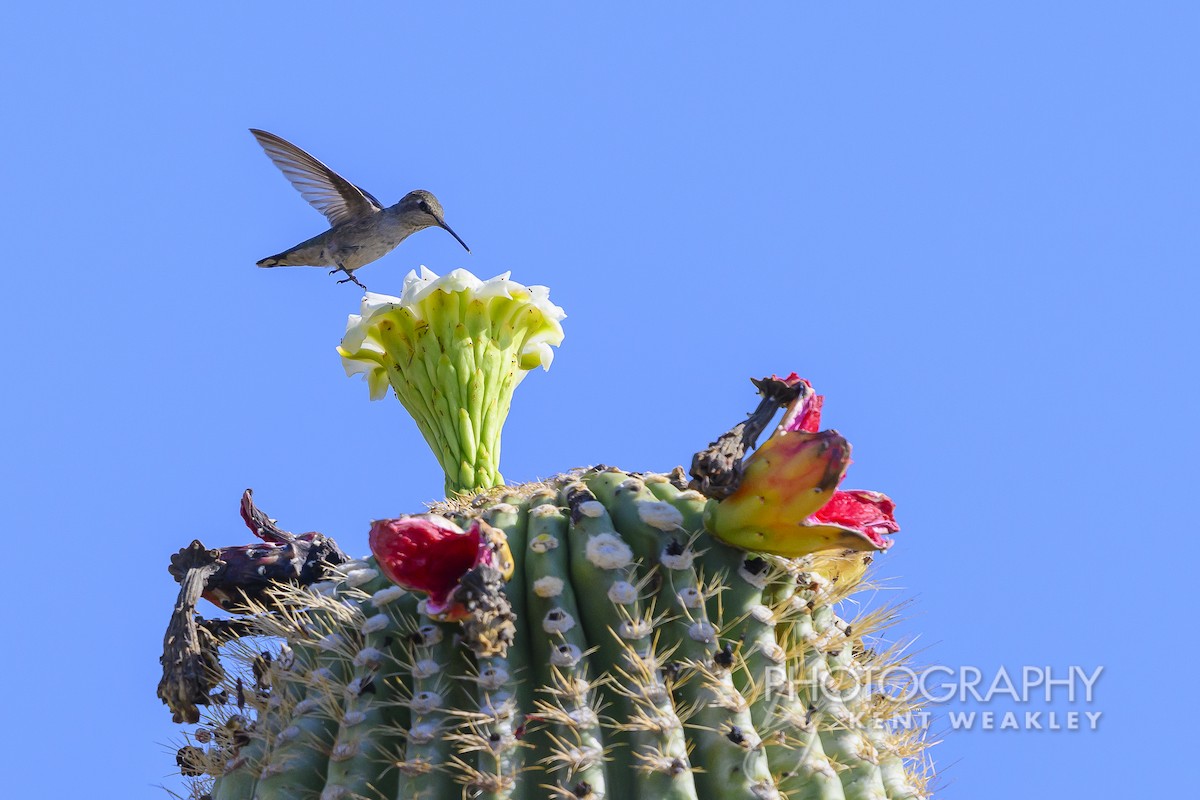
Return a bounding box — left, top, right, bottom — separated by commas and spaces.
159, 268, 932, 800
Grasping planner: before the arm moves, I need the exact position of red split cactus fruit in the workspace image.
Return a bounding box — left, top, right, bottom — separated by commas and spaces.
705, 373, 898, 557
369, 515, 513, 620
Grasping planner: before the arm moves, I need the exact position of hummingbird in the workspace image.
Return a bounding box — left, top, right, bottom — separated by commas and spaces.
250, 128, 470, 289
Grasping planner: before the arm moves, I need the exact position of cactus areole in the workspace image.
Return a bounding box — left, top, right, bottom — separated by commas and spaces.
160, 268, 932, 800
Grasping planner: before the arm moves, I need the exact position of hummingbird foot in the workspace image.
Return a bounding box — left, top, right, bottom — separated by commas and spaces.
336, 273, 368, 289
330, 266, 367, 289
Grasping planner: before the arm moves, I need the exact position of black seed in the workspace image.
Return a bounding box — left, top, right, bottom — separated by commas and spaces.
743, 556, 768, 575
665, 539, 686, 556
360, 676, 376, 695
565, 485, 600, 523
714, 643, 735, 669
573, 781, 593, 797
726, 725, 746, 745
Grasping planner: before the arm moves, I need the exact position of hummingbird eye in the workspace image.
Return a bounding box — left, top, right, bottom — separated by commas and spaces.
419, 200, 431, 212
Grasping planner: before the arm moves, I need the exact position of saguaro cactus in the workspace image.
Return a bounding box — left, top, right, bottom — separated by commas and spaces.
160, 268, 932, 800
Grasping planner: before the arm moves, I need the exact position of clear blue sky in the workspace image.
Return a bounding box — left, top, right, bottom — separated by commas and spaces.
1, 3, 1195, 797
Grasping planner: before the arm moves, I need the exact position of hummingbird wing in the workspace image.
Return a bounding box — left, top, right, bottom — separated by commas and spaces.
250, 129, 384, 227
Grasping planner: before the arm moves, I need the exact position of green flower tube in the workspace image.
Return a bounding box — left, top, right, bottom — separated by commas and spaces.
338, 267, 565, 496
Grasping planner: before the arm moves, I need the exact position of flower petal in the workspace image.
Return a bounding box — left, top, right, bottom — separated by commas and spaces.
808, 549, 877, 587
776, 375, 824, 433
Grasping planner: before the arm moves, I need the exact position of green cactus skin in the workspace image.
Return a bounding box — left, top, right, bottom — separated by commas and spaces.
396, 615, 462, 799
641, 476, 782, 731
474, 498, 533, 800
810, 604, 889, 800
585, 472, 778, 799
208, 652, 276, 800
253, 584, 360, 800
523, 493, 610, 799
209, 732, 264, 800
560, 479, 698, 800
322, 573, 419, 800
182, 469, 930, 800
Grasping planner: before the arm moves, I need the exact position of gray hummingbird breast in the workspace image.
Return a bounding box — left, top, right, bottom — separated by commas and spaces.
331, 215, 413, 269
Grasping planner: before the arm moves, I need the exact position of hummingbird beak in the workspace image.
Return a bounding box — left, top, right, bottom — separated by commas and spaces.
437, 218, 471, 254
